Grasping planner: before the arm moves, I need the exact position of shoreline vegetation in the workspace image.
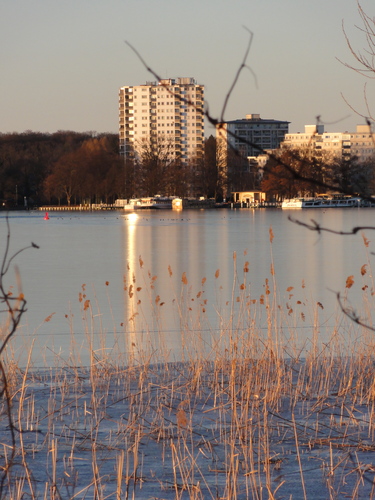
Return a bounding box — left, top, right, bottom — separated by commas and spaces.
2, 231, 375, 498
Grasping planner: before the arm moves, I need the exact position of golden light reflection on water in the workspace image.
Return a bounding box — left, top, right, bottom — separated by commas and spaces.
3, 208, 374, 368
123, 213, 138, 364
120, 208, 374, 365
121, 211, 236, 364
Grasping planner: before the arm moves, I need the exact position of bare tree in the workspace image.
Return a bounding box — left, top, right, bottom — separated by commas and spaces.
134, 135, 179, 196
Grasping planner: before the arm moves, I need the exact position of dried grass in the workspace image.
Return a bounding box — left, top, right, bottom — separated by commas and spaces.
2, 241, 375, 498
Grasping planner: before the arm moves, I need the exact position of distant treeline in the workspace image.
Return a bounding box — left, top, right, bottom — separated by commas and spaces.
0, 132, 225, 207
0, 131, 124, 207
2, 131, 374, 208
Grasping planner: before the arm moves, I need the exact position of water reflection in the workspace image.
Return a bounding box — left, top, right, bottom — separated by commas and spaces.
123, 212, 138, 364
1, 209, 374, 367
122, 208, 374, 364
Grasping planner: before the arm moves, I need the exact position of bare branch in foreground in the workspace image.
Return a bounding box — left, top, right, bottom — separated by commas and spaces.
336, 291, 375, 333
0, 215, 39, 495
219, 27, 257, 122
288, 216, 375, 236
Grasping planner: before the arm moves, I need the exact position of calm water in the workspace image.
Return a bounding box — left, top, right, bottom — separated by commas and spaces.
1, 207, 374, 366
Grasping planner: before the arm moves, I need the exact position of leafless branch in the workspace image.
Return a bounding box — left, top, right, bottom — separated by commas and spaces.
338, 1, 375, 121
288, 215, 375, 236
339, 6, 375, 78
220, 27, 257, 122
336, 291, 375, 333
0, 215, 39, 495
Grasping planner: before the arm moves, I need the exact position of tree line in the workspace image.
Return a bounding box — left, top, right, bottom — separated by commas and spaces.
1, 130, 374, 208
0, 131, 122, 207
0, 131, 222, 207
260, 148, 375, 201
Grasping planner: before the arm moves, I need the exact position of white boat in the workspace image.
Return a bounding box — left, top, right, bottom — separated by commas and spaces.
281, 198, 305, 208
115, 196, 182, 210
281, 194, 360, 209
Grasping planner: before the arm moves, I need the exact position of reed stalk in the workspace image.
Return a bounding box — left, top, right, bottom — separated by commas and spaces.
3, 234, 375, 499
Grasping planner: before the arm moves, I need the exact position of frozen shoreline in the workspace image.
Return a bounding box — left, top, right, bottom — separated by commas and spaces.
2, 355, 375, 499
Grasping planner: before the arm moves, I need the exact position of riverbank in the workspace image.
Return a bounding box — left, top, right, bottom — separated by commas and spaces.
37, 199, 280, 211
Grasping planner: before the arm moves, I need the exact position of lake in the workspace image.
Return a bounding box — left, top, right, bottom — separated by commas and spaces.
1, 207, 374, 367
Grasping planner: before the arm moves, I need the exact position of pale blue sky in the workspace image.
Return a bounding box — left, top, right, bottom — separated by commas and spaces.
1, 0, 374, 135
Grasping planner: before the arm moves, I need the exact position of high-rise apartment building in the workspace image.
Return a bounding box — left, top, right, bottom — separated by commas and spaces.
216, 114, 290, 196
216, 114, 290, 157
119, 78, 205, 163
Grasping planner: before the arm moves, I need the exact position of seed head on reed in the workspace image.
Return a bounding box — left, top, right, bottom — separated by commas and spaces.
44, 313, 55, 323
362, 233, 370, 247
361, 264, 367, 276
269, 226, 274, 243
176, 402, 189, 429
346, 275, 354, 289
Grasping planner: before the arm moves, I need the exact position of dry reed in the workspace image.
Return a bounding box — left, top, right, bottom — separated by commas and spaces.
1, 234, 375, 499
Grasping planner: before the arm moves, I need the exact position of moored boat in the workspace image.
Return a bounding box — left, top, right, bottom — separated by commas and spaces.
281, 194, 361, 209
115, 196, 182, 210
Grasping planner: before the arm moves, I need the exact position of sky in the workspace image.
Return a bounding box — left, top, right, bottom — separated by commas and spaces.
1, 0, 374, 136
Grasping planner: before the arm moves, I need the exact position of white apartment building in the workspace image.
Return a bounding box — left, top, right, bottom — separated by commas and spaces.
283, 124, 375, 162
119, 78, 204, 163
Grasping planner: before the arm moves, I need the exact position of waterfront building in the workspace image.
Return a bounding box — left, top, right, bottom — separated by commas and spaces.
282, 124, 375, 163
232, 191, 267, 205
119, 78, 205, 163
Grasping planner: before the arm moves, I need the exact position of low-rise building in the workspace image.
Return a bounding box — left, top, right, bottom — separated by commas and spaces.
232, 191, 267, 205
282, 124, 375, 163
